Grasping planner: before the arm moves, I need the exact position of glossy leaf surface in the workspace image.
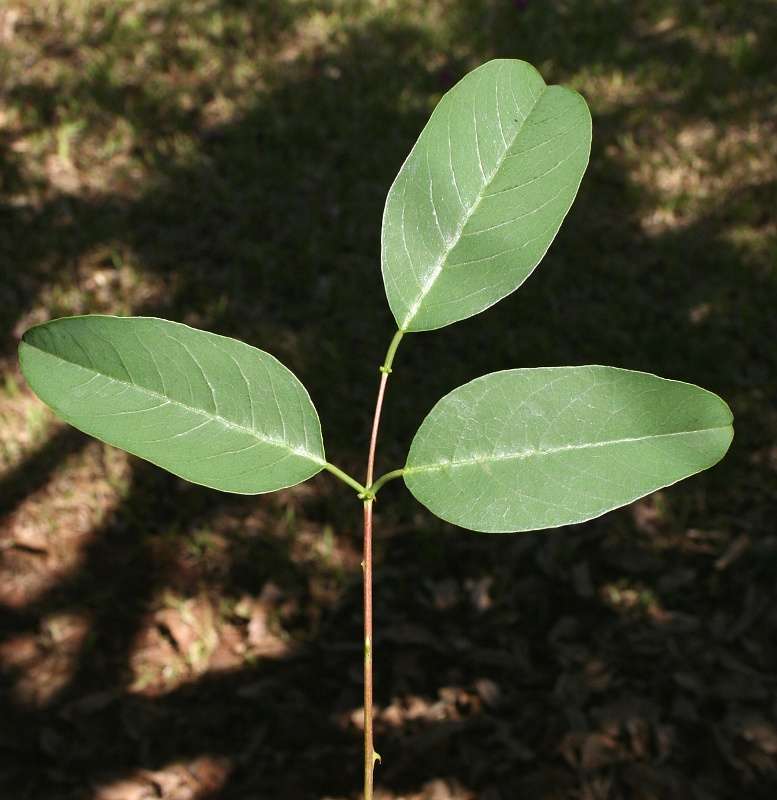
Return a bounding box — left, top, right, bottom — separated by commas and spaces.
404, 367, 733, 532
382, 59, 591, 332
19, 316, 325, 493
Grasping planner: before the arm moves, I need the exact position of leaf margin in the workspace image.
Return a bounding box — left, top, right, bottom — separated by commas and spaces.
403, 365, 734, 533
18, 314, 327, 496
381, 58, 593, 333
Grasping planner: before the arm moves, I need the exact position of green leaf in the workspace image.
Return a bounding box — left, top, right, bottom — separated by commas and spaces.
382, 59, 591, 333
19, 316, 326, 494
404, 367, 733, 532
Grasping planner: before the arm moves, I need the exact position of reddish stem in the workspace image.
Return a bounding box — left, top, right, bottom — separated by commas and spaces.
362, 367, 388, 800
362, 499, 376, 798
361, 326, 403, 799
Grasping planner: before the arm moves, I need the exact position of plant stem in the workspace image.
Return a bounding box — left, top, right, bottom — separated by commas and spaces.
362, 498, 376, 799
380, 328, 404, 375
362, 328, 403, 799
370, 468, 406, 496
323, 462, 368, 496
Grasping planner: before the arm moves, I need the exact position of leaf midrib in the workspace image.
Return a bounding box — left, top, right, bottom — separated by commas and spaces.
24, 341, 324, 465
405, 426, 730, 474
400, 77, 547, 330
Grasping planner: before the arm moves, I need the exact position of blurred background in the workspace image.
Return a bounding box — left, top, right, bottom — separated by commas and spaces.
1, 1, 776, 798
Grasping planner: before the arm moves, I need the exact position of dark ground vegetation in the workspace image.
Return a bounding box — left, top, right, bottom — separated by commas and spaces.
1, 1, 776, 798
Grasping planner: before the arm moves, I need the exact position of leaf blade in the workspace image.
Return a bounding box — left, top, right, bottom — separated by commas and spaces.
19, 315, 326, 494
404, 366, 733, 532
382, 59, 592, 332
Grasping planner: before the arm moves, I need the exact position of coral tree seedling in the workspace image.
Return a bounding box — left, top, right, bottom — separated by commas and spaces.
19, 60, 733, 799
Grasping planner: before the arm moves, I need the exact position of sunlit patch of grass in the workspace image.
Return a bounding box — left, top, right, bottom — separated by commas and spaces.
574, 67, 657, 115
92, 756, 232, 800
3, 0, 303, 204
0, 428, 131, 607
630, 118, 777, 236
0, 611, 92, 706
6, 254, 171, 373
0, 394, 58, 468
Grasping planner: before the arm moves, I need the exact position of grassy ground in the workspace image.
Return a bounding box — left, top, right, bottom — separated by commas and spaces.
1, 1, 776, 798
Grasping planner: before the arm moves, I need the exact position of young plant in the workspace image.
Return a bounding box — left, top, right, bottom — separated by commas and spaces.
18, 60, 733, 798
